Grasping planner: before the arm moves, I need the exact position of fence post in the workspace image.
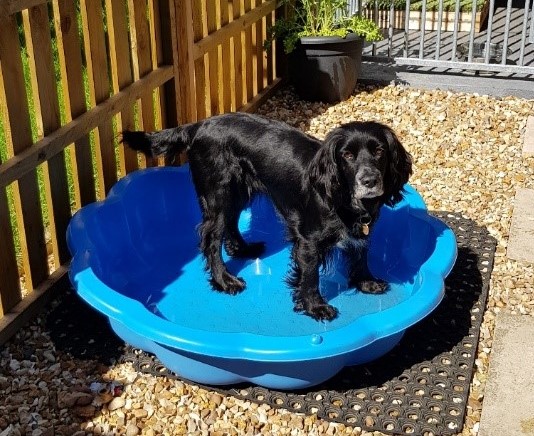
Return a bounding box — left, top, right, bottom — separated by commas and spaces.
172, 0, 197, 124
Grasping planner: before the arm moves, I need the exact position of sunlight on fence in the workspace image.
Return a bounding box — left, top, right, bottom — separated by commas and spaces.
0, 0, 280, 343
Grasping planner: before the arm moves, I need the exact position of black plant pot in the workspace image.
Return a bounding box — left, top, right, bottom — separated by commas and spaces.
289, 33, 364, 103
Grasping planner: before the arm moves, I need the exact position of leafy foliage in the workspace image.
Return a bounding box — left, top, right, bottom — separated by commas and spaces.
265, 0, 383, 54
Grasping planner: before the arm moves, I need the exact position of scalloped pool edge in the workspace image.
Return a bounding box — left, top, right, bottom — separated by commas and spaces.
67, 167, 457, 388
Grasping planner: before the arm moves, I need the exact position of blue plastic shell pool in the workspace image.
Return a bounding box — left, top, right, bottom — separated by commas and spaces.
67, 166, 457, 389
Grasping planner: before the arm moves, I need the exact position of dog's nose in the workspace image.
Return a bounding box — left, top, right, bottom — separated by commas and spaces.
359, 174, 378, 188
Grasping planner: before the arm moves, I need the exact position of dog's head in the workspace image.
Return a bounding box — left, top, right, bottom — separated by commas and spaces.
312, 121, 412, 209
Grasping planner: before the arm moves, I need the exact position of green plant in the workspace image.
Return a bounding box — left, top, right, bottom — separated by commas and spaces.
265, 0, 383, 54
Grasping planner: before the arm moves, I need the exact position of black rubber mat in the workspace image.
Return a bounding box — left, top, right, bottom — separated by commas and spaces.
46, 289, 126, 364
48, 211, 495, 436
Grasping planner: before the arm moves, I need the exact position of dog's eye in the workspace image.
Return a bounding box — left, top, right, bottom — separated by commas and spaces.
342, 151, 354, 160
374, 146, 384, 158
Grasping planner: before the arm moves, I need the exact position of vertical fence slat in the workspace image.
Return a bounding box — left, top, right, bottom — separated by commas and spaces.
192, 0, 208, 121
220, 1, 233, 113
483, 0, 496, 64
450, 0, 461, 61
23, 4, 72, 267
418, 0, 427, 59
129, 0, 157, 135
148, 0, 164, 130
254, 0, 265, 93
156, 0, 177, 128
435, 0, 444, 59
228, 0, 238, 111
244, 0, 254, 103
206, 1, 220, 115
232, 0, 245, 109
0, 5, 48, 291
0, 187, 20, 316
388, 0, 394, 58
0, 6, 20, 316
372, 0, 378, 56
107, 0, 138, 176
80, 0, 118, 197
174, 0, 197, 124
501, 0, 513, 65
403, 0, 411, 57
265, 6, 274, 85
518, 0, 530, 65
53, 0, 96, 209
467, 0, 478, 62
0, 68, 21, 312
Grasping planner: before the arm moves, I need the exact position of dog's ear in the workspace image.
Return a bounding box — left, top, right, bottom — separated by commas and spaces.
309, 130, 344, 204
382, 126, 413, 206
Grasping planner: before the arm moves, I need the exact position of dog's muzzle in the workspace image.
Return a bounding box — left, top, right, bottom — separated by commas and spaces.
353, 171, 384, 201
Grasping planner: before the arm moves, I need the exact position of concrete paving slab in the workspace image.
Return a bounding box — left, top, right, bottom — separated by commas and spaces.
524, 116, 534, 155
478, 313, 534, 436
507, 188, 534, 264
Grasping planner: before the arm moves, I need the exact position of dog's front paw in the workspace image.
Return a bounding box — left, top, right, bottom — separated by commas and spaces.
211, 272, 246, 295
354, 279, 389, 294
293, 295, 339, 321
307, 304, 339, 321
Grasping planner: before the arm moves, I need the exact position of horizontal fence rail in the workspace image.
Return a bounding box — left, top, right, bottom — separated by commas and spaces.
356, 0, 534, 75
0, 0, 282, 344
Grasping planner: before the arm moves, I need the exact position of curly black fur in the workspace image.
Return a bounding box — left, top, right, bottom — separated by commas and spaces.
122, 113, 412, 321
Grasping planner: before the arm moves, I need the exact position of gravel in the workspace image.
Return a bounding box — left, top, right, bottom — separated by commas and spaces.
1, 84, 533, 436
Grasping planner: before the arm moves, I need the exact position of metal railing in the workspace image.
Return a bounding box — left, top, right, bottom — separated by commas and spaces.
349, 0, 534, 75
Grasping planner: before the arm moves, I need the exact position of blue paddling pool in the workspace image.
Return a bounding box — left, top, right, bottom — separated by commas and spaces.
67, 166, 457, 389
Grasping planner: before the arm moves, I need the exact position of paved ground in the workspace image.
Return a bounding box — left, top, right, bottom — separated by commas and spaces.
478, 314, 534, 436
507, 188, 534, 264
508, 116, 534, 264
359, 60, 534, 98
525, 116, 534, 153
477, 116, 534, 435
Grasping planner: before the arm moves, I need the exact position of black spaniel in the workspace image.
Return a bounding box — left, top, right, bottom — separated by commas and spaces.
122, 113, 412, 321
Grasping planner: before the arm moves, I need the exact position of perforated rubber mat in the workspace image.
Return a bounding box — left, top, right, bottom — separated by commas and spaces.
48, 211, 495, 436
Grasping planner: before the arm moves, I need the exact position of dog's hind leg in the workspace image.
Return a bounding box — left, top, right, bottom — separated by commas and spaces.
198, 206, 246, 295
224, 211, 265, 259
346, 245, 388, 294
220, 185, 265, 259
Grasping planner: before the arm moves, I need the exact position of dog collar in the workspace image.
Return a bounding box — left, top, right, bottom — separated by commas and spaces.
360, 216, 372, 236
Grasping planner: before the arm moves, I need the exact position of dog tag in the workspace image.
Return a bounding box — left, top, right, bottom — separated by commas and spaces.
362, 224, 369, 236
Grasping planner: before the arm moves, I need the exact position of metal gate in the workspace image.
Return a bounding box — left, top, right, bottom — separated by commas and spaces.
348, 0, 534, 75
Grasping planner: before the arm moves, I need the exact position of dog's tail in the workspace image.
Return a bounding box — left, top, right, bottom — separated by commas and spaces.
121, 126, 193, 159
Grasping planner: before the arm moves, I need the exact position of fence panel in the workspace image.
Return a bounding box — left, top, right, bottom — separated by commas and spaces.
0, 0, 282, 344
24, 4, 72, 268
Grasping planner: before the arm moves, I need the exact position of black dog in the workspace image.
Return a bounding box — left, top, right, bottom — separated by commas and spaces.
122, 113, 412, 321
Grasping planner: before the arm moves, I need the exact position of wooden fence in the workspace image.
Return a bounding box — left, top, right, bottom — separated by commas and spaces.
0, 0, 283, 344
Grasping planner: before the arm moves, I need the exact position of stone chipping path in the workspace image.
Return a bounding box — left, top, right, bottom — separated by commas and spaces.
0, 84, 533, 436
